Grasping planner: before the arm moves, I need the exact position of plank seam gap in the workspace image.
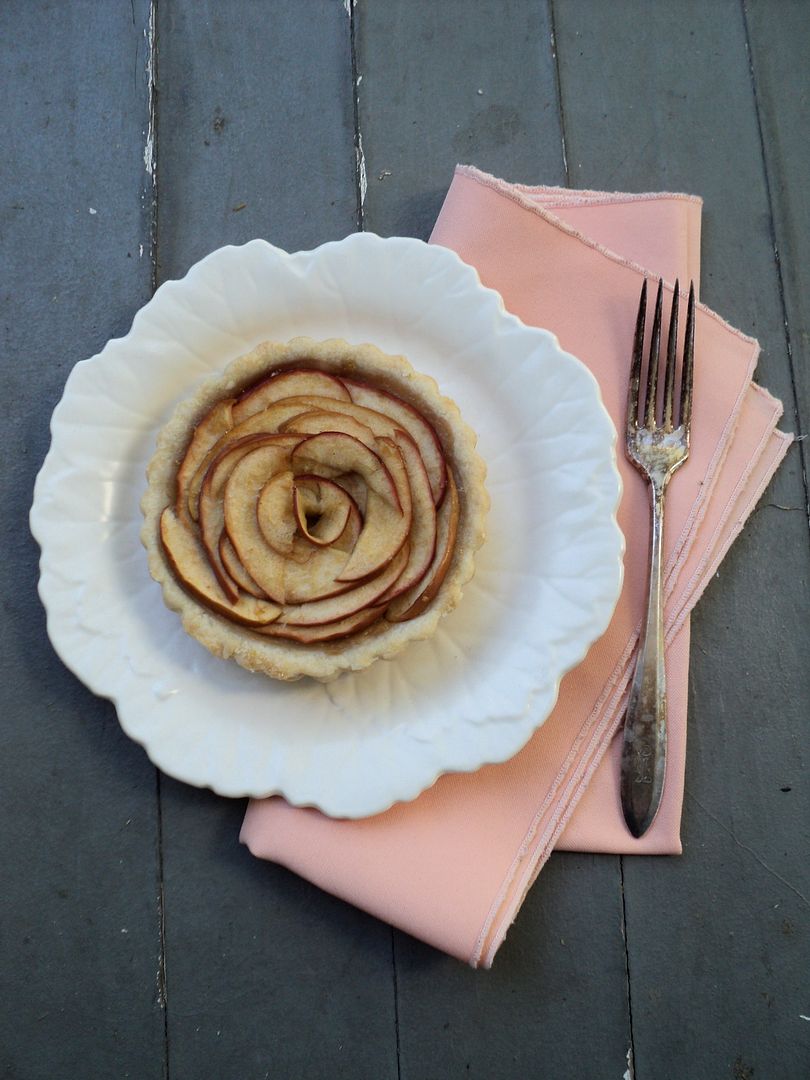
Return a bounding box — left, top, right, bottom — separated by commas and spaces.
740, 0, 810, 538
146, 0, 159, 292
349, 0, 366, 231
146, 3, 169, 1075
390, 928, 402, 1080
548, 0, 570, 186
619, 857, 637, 1080
156, 771, 171, 1080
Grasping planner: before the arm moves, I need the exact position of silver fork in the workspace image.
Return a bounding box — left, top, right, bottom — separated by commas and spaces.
621, 277, 695, 838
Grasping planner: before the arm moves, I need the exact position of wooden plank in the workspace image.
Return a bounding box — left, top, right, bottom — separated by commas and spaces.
553, 1, 810, 1076
154, 4, 397, 1078
0, 2, 164, 1078
160, 783, 399, 1080
745, 0, 810, 496
356, 4, 632, 1077
156, 0, 358, 282
355, 0, 568, 238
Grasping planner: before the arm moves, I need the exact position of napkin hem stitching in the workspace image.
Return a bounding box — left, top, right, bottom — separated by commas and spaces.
470, 630, 639, 965
478, 651, 638, 966
454, 164, 757, 349
458, 166, 705, 208
664, 344, 761, 593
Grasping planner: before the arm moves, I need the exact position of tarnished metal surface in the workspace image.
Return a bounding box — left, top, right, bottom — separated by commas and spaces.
621, 279, 695, 838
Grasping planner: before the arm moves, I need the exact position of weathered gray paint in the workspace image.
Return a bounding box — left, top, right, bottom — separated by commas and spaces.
746, 0, 810, 516
1, 3, 164, 1078
554, 1, 810, 1075
5, 0, 808, 1077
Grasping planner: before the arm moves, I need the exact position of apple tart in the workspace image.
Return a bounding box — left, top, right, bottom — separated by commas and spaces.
141, 338, 488, 681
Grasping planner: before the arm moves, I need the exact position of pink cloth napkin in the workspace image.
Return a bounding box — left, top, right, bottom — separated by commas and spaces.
241, 166, 792, 967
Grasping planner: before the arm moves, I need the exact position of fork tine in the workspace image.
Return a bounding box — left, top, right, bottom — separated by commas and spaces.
627, 278, 647, 435
679, 281, 696, 431
645, 279, 663, 428
662, 279, 679, 431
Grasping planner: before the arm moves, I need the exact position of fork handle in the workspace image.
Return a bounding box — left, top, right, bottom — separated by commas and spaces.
621, 476, 668, 838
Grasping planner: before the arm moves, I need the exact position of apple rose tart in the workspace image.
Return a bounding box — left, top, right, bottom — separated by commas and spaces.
141, 338, 488, 681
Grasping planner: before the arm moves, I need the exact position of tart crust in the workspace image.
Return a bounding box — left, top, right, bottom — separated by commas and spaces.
141, 338, 489, 681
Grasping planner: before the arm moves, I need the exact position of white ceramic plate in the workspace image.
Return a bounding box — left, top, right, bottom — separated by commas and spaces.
31, 234, 623, 817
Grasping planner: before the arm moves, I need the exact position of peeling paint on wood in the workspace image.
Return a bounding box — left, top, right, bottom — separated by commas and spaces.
356, 131, 367, 211
143, 1, 157, 180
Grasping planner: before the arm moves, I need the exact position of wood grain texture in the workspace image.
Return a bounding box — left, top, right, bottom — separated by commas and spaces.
354, 0, 565, 238
356, 3, 632, 1077
154, 4, 397, 1079
745, 0, 810, 516
158, 783, 398, 1080
7, 1, 809, 1077
156, 0, 357, 283
553, 1, 810, 1075
1, 2, 164, 1078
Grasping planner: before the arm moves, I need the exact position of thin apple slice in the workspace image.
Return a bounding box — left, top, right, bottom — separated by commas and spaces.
279, 409, 377, 450
271, 395, 403, 439
231, 368, 351, 424
280, 544, 354, 604
337, 438, 411, 582
291, 432, 400, 508
219, 535, 268, 598
257, 470, 297, 556
278, 544, 409, 627
335, 491, 406, 582
329, 498, 363, 554
160, 508, 280, 626
382, 430, 437, 597
293, 475, 353, 546
333, 472, 368, 517
386, 469, 459, 622
255, 604, 386, 643
235, 392, 409, 446
343, 378, 447, 505
175, 399, 234, 520
199, 434, 300, 599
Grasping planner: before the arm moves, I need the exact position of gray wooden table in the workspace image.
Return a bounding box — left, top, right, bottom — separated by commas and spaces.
3, 2, 808, 1078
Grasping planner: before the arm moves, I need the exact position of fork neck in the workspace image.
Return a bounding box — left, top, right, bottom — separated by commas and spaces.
646, 474, 669, 621
647, 467, 671, 499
